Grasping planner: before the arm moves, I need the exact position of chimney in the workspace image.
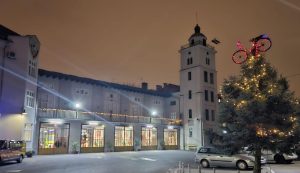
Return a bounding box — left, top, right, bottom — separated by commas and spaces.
156, 85, 163, 91
141, 82, 148, 90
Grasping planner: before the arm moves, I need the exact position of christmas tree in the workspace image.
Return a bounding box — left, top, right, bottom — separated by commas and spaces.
216, 55, 299, 173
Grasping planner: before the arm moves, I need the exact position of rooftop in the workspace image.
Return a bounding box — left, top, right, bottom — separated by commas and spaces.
0, 25, 20, 40
38, 69, 179, 97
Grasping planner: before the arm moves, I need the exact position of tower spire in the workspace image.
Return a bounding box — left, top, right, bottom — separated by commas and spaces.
194, 24, 200, 34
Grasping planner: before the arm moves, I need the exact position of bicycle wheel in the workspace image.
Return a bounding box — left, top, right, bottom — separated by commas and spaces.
256, 38, 272, 52
232, 50, 248, 64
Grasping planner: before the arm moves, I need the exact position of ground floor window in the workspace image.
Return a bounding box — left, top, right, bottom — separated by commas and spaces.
24, 123, 33, 142
141, 127, 157, 146
164, 129, 178, 146
81, 125, 104, 147
115, 126, 133, 146
39, 123, 69, 149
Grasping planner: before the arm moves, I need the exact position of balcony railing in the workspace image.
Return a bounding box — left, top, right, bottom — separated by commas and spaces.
37, 108, 181, 125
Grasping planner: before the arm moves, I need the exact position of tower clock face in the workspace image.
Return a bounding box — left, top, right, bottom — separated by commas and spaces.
29, 36, 40, 58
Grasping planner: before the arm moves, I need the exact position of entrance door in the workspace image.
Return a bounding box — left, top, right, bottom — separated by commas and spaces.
38, 123, 70, 155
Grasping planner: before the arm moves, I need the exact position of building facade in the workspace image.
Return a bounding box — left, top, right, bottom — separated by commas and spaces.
0, 25, 39, 152
0, 24, 218, 154
36, 70, 181, 154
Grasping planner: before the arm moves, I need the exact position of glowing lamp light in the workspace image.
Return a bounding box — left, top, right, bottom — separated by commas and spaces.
75, 103, 81, 109
222, 130, 228, 134
151, 111, 157, 116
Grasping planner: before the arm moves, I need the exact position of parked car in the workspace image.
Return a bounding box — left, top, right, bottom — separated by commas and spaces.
194, 147, 266, 170
244, 146, 298, 164
0, 140, 24, 164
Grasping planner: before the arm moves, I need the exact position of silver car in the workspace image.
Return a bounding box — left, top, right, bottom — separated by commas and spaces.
194, 147, 267, 170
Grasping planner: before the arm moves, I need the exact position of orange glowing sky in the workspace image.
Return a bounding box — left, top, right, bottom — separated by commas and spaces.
1, 0, 300, 96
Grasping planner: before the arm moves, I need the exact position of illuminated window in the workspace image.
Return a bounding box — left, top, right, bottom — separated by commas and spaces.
39, 123, 69, 149
24, 123, 33, 141
81, 125, 104, 148
115, 126, 133, 147
141, 127, 157, 146
164, 129, 178, 146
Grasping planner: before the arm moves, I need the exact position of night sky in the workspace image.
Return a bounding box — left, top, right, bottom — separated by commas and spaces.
1, 0, 300, 96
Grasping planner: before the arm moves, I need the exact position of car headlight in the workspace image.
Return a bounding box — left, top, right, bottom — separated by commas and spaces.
245, 159, 254, 163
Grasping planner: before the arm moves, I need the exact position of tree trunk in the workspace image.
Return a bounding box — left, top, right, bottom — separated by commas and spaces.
253, 146, 262, 173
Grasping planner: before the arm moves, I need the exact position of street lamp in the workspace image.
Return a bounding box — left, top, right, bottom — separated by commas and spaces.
75, 102, 81, 119
151, 111, 157, 116
150, 110, 157, 123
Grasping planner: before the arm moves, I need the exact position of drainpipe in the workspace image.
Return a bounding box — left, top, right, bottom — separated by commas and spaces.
0, 41, 9, 101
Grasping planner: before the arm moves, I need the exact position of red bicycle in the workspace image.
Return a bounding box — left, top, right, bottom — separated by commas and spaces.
232, 34, 272, 64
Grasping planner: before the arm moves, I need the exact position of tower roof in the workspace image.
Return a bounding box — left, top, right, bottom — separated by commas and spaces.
189, 24, 206, 40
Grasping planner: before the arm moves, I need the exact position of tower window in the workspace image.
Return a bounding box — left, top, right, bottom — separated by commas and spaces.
211, 91, 215, 102
188, 90, 192, 99
191, 39, 195, 45
206, 58, 210, 65
211, 110, 215, 121
205, 109, 209, 121
189, 128, 193, 137
210, 73, 214, 84
188, 109, 192, 119
205, 90, 208, 101
188, 51, 191, 55
188, 72, 192, 80
204, 71, 208, 82
187, 58, 193, 65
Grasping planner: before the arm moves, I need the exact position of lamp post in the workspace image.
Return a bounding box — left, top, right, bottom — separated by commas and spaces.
150, 110, 157, 123
75, 102, 81, 119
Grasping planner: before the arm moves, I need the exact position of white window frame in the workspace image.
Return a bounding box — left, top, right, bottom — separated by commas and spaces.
23, 123, 33, 142
26, 90, 35, 108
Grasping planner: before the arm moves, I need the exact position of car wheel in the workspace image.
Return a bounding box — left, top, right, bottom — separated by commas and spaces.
200, 159, 209, 168
237, 160, 248, 170
17, 155, 23, 163
285, 160, 293, 164
274, 154, 285, 164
